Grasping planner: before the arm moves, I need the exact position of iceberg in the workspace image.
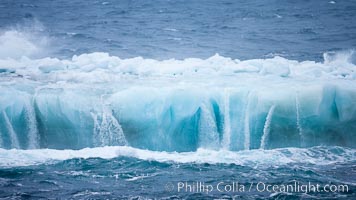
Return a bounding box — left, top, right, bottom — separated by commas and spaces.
0, 51, 355, 151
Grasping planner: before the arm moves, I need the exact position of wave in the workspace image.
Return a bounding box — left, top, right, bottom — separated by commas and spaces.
0, 146, 354, 168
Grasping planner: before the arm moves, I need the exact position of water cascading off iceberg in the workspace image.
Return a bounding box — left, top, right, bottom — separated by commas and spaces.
0, 52, 356, 151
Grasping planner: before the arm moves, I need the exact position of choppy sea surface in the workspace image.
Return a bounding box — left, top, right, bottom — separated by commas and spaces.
0, 0, 356, 199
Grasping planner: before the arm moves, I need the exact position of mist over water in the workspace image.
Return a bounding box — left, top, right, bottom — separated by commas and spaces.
0, 0, 356, 199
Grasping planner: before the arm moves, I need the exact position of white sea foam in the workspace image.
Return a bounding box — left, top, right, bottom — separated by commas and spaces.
0, 146, 354, 168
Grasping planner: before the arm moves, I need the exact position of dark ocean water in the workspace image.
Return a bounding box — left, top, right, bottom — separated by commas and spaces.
1, 0, 356, 60
0, 0, 356, 199
0, 147, 355, 199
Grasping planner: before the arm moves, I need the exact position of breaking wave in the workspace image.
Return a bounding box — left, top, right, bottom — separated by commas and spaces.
0, 146, 354, 168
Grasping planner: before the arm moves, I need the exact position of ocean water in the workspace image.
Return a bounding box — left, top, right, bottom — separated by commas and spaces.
0, 0, 356, 199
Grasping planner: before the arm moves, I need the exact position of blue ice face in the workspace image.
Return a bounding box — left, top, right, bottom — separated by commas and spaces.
1, 80, 355, 151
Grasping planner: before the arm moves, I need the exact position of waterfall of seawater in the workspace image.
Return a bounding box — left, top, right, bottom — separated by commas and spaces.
2, 111, 20, 149
24, 100, 40, 149
260, 105, 276, 149
198, 104, 220, 149
91, 105, 128, 147
295, 92, 305, 147
222, 89, 231, 150
244, 92, 252, 150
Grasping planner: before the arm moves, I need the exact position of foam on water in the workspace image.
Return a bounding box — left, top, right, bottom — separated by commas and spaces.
0, 146, 354, 168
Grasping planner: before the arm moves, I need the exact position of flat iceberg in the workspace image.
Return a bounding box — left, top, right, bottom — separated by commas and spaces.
0, 51, 355, 151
